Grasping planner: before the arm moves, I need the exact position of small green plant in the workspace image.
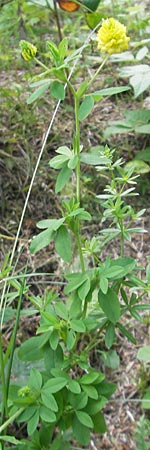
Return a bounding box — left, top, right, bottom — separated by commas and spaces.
134, 416, 150, 450
1, 18, 150, 449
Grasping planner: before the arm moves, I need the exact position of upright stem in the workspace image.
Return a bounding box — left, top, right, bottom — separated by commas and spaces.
74, 95, 81, 204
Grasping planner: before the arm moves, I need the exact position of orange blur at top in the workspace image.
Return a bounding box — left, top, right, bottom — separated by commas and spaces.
57, 0, 80, 11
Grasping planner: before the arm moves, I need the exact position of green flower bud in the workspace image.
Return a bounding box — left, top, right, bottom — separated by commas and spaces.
20, 40, 37, 61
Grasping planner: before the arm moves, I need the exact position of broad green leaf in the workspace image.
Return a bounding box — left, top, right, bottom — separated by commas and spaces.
37, 218, 64, 230
0, 436, 24, 445
18, 336, 45, 361
79, 95, 94, 121
55, 165, 71, 193
27, 83, 50, 104
67, 379, 81, 394
58, 37, 68, 60
42, 377, 67, 393
55, 225, 72, 262
125, 157, 150, 174
75, 410, 93, 428
30, 228, 54, 254
65, 273, 88, 295
49, 330, 59, 350
98, 287, 121, 324
80, 371, 100, 385
66, 329, 76, 350
111, 257, 135, 278
101, 350, 120, 369
27, 410, 39, 435
136, 147, 150, 162
96, 380, 116, 398
100, 277, 108, 294
54, 302, 68, 320
78, 278, 91, 300
105, 323, 115, 349
92, 411, 106, 433
50, 81, 65, 100
80, 152, 109, 165
137, 346, 150, 362
93, 86, 130, 100
29, 368, 42, 391
41, 390, 58, 412
73, 416, 90, 446
70, 319, 86, 332
82, 0, 101, 11
55, 146, 72, 157
39, 405, 56, 423
82, 385, 98, 400
141, 388, 150, 410
135, 124, 150, 134
85, 397, 107, 415
50, 154, 69, 169
86, 11, 104, 30
68, 155, 78, 169
76, 80, 89, 99
69, 391, 88, 410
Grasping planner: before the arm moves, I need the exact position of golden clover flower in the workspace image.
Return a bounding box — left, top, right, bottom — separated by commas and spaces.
97, 18, 130, 55
20, 40, 37, 61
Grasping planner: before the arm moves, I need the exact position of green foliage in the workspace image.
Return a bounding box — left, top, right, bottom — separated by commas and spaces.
1, 6, 150, 449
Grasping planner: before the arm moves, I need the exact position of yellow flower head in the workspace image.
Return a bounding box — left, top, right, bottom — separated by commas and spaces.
20, 40, 37, 61
97, 18, 130, 55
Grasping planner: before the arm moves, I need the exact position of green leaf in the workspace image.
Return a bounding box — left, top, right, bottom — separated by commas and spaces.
85, 397, 107, 415
54, 302, 68, 320
80, 371, 101, 385
65, 273, 88, 295
73, 416, 90, 446
100, 277, 108, 294
78, 278, 91, 300
67, 379, 81, 394
98, 287, 121, 324
41, 389, 58, 412
75, 411, 93, 428
42, 377, 67, 393
18, 336, 45, 361
101, 350, 120, 369
105, 323, 115, 349
136, 147, 150, 162
80, 152, 108, 166
39, 405, 56, 423
82, 385, 98, 400
86, 11, 104, 30
58, 37, 68, 60
27, 83, 50, 104
70, 319, 86, 332
66, 328, 76, 350
50, 330, 59, 350
125, 159, 150, 174
50, 81, 65, 100
93, 85, 130, 100
69, 391, 88, 410
50, 154, 69, 169
30, 228, 54, 254
82, 0, 101, 12
141, 387, 150, 410
79, 95, 94, 121
55, 225, 72, 262
92, 411, 107, 433
68, 155, 78, 169
137, 346, 150, 362
0, 436, 24, 445
29, 368, 42, 391
27, 410, 39, 435
55, 164, 71, 193
37, 218, 64, 230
